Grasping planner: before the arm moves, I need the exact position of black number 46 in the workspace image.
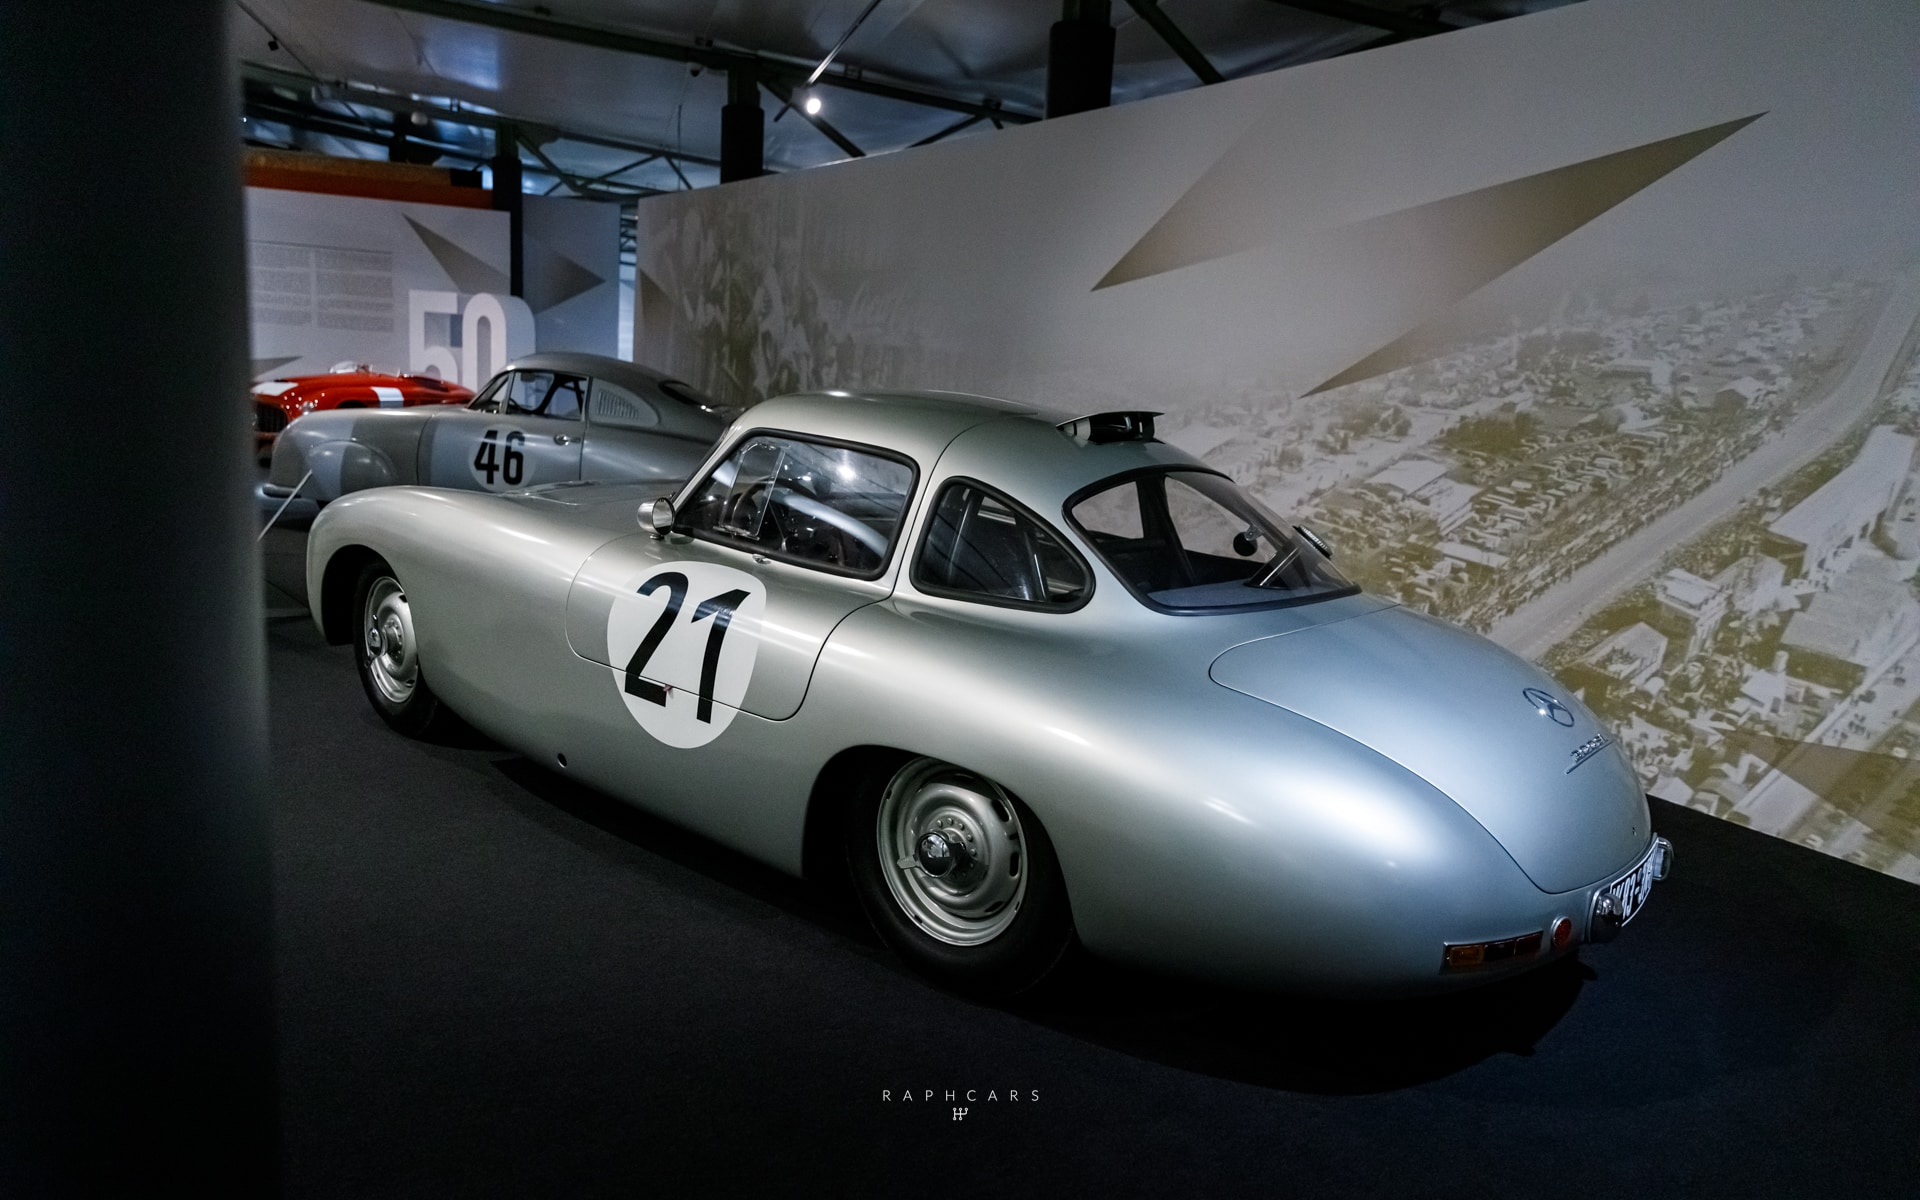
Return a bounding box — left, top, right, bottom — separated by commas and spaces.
473, 428, 526, 486
623, 571, 751, 723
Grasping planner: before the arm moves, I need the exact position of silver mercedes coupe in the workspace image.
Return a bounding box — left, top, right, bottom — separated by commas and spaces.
304, 389, 1670, 997
258, 352, 732, 525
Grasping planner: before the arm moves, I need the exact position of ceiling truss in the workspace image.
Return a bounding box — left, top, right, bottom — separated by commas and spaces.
358, 0, 1041, 126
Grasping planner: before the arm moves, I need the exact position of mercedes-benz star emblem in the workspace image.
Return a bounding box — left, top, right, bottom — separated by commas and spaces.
1522, 687, 1576, 727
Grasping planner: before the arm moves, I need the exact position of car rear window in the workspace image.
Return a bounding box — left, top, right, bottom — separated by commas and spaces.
1067, 469, 1354, 611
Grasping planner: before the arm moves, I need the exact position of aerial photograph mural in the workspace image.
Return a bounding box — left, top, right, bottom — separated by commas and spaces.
635, 0, 1920, 880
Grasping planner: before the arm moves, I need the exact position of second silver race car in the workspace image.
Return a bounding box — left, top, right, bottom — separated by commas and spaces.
259, 352, 733, 524
304, 389, 1670, 997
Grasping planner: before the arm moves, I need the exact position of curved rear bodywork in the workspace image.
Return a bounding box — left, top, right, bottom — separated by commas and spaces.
1210, 605, 1649, 893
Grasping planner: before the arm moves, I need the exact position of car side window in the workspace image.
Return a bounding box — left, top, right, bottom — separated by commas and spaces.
914, 481, 1090, 609
681, 434, 915, 577
588, 379, 659, 429
544, 374, 586, 421
495, 370, 585, 420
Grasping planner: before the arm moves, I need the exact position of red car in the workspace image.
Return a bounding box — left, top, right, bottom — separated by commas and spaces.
253, 363, 473, 460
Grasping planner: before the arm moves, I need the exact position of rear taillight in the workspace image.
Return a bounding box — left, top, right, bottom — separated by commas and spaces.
1441, 930, 1543, 971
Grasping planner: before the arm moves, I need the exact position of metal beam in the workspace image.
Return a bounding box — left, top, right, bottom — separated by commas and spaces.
804, 0, 889, 87
1120, 0, 1225, 85
241, 62, 727, 169
760, 78, 865, 159
910, 112, 984, 148
245, 92, 671, 200
1260, 0, 1461, 38
359, 0, 1037, 124
579, 153, 660, 186
243, 89, 482, 161
514, 130, 668, 201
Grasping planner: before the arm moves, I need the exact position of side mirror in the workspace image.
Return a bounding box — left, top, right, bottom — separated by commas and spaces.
647, 497, 676, 537
1294, 525, 1333, 559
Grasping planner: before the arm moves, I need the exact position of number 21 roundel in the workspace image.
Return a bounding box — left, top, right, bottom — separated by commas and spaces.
606, 561, 765, 748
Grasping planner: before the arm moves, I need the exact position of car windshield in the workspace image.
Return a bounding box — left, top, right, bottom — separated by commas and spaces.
1067, 469, 1354, 611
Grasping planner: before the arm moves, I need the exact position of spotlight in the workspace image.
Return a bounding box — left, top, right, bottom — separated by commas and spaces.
803, 91, 822, 116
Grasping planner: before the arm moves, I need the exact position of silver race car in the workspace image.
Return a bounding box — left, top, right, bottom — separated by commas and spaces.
258, 352, 732, 524
305, 390, 1671, 997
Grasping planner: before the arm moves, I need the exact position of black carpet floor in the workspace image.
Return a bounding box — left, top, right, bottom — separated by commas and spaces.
266, 611, 1920, 1199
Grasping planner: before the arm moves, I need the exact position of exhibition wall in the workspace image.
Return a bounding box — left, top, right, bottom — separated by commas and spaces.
245, 188, 622, 382
523, 194, 622, 359
633, 0, 1920, 881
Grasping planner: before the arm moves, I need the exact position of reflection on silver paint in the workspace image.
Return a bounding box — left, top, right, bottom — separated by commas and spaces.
307, 390, 1661, 994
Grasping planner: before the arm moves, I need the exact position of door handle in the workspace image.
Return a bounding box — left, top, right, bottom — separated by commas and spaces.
553, 434, 576, 445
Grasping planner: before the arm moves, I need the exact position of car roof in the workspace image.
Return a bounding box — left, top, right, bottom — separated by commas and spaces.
723, 389, 1209, 502
726, 389, 1072, 466
935, 407, 1212, 514
501, 352, 693, 397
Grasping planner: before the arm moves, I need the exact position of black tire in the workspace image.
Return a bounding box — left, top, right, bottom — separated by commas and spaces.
845, 754, 1075, 998
351, 556, 449, 738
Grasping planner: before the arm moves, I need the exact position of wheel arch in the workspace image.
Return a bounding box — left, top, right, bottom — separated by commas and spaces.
317, 543, 384, 645
801, 744, 914, 892
799, 743, 1079, 903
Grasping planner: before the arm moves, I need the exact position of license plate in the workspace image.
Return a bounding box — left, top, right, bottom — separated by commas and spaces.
1600, 843, 1659, 927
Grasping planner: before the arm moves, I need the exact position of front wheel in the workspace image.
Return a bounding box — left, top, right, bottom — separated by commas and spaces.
846, 755, 1075, 998
352, 556, 448, 737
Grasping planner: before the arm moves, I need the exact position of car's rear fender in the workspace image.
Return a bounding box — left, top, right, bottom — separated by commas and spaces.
271, 409, 430, 498
790, 597, 1559, 992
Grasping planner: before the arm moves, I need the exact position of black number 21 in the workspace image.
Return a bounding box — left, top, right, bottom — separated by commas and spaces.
622, 571, 751, 724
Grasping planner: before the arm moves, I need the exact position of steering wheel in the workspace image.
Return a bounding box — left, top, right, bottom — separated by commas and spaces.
720, 482, 774, 540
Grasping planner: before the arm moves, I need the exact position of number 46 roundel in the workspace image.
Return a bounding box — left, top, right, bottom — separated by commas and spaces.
606, 561, 766, 748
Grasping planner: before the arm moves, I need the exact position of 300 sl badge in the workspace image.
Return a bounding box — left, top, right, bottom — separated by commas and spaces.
1566, 734, 1612, 774
606, 560, 766, 749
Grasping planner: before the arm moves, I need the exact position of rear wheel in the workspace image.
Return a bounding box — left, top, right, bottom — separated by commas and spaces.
846, 755, 1074, 997
352, 556, 448, 737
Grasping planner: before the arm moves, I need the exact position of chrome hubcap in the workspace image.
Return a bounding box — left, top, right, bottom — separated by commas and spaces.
877, 757, 1027, 946
362, 576, 419, 705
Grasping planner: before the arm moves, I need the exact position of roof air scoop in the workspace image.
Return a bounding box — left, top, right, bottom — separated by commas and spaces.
1057, 411, 1161, 445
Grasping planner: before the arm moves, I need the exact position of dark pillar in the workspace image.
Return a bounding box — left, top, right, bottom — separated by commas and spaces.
388, 110, 418, 163
0, 3, 274, 1194
493, 122, 525, 296
388, 110, 439, 165
720, 64, 764, 183
1047, 0, 1115, 118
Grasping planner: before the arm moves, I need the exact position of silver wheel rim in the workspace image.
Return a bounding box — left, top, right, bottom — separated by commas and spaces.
361, 575, 419, 705
876, 757, 1028, 946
